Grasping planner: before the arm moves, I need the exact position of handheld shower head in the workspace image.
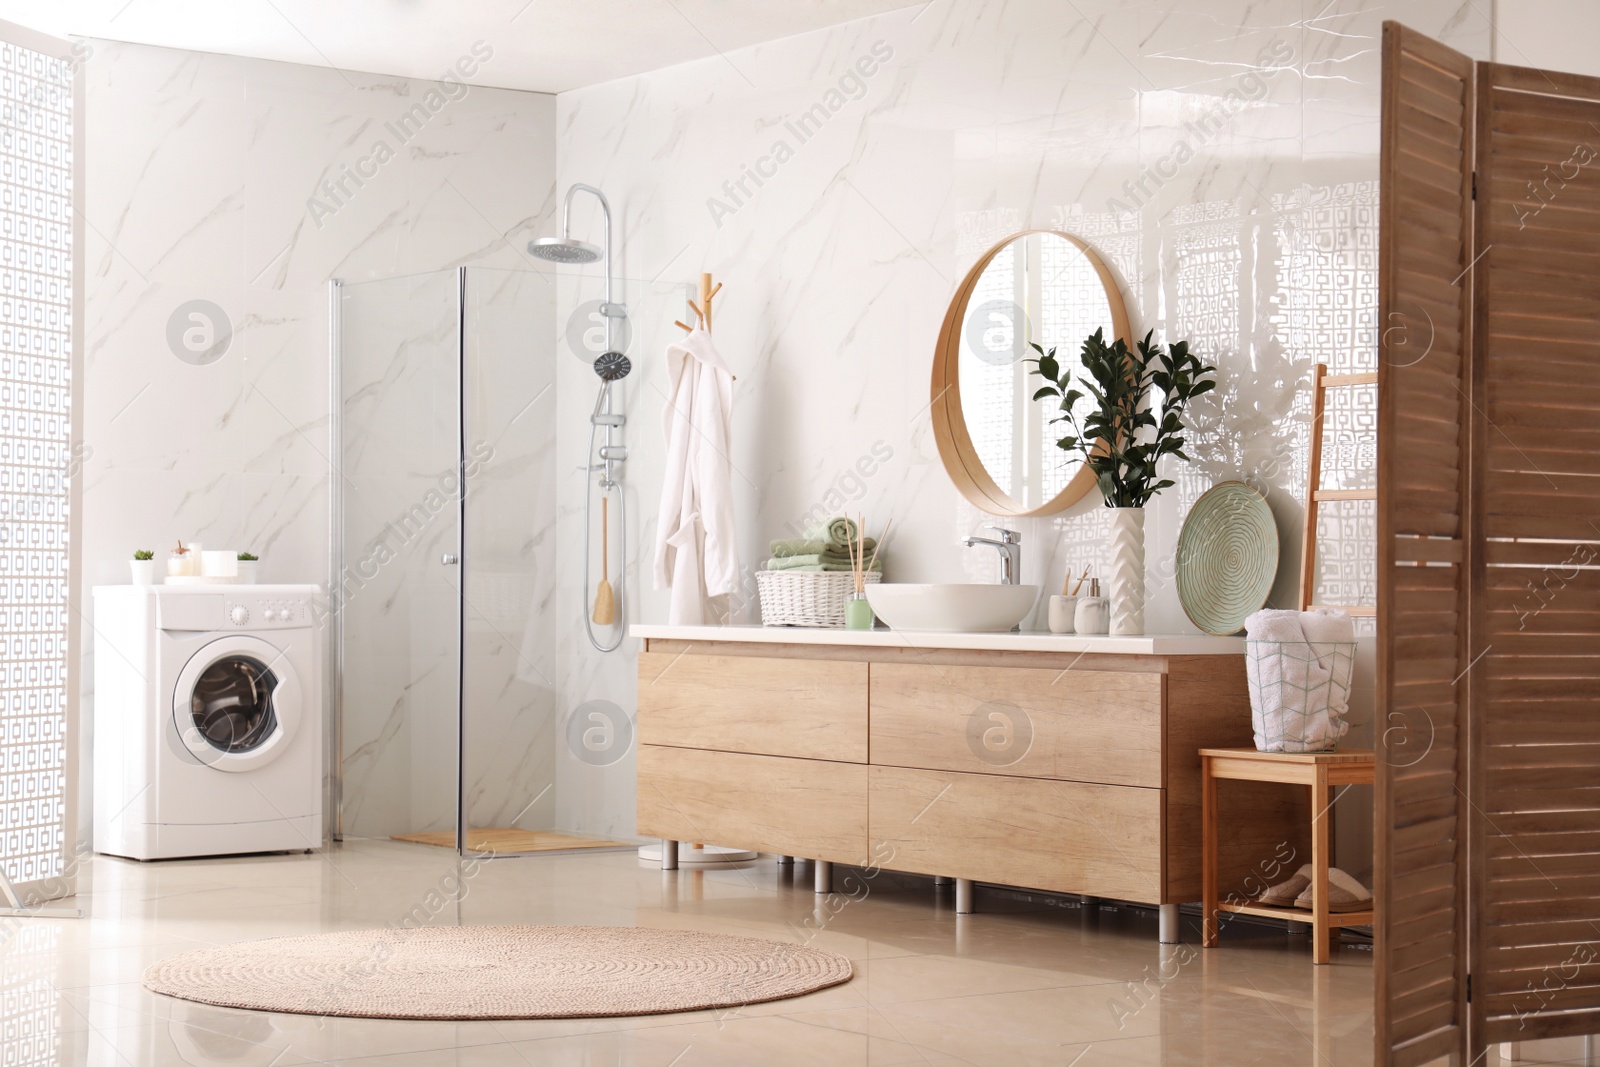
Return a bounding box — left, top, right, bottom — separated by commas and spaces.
527, 236, 603, 264
594, 351, 632, 381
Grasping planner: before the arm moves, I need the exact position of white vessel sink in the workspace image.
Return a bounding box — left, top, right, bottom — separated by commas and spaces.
865, 583, 1039, 633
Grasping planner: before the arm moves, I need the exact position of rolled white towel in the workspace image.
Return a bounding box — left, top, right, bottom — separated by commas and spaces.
1301, 608, 1355, 644
1245, 609, 1306, 643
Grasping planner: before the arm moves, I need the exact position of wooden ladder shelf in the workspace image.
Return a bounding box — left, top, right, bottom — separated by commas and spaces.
1299, 363, 1377, 617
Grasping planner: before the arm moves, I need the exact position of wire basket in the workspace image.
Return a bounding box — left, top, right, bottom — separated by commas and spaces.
756, 570, 880, 627
1246, 640, 1357, 753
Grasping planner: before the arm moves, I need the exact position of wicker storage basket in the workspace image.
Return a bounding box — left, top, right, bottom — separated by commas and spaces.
756, 570, 881, 627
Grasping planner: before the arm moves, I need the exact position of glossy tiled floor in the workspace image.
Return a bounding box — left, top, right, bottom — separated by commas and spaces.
5, 840, 1387, 1066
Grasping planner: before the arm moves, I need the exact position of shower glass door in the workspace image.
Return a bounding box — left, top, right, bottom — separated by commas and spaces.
336, 271, 463, 845
457, 267, 561, 843
336, 265, 680, 854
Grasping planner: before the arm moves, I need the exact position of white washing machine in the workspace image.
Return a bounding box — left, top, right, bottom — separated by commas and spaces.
93, 584, 322, 860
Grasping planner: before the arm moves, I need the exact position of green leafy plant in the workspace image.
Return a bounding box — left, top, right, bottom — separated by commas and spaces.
237, 552, 258, 561
133, 549, 154, 561
1029, 328, 1217, 508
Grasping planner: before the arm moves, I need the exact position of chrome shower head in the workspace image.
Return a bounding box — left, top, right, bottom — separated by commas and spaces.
527, 236, 603, 264
594, 351, 632, 382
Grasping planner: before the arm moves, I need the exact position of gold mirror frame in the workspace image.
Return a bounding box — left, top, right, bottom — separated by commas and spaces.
931, 229, 1132, 517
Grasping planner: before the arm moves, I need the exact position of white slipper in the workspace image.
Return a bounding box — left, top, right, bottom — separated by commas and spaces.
1294, 867, 1372, 912
1257, 864, 1313, 907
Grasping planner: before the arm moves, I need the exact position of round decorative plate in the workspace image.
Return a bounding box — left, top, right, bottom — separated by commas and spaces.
1176, 481, 1279, 636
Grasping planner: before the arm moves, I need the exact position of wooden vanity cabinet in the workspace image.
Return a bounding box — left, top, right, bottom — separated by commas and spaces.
636, 639, 1305, 909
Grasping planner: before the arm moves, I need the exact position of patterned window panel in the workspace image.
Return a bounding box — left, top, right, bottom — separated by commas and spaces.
0, 35, 75, 890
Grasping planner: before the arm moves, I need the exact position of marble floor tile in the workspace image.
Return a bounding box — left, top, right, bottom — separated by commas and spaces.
0, 841, 1375, 1065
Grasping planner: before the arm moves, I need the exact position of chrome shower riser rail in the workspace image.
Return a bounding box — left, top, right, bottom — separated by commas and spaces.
583, 381, 626, 654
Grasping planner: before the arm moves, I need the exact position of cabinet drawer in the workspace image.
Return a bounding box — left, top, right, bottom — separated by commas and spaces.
637, 746, 868, 865
639, 652, 867, 762
869, 766, 1163, 904
869, 663, 1162, 786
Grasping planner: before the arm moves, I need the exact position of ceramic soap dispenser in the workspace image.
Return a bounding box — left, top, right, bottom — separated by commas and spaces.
1074, 578, 1110, 635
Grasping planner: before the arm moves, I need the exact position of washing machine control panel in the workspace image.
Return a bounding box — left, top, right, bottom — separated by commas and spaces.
224, 596, 310, 629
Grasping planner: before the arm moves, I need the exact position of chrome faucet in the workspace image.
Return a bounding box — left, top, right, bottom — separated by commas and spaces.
963, 526, 1022, 585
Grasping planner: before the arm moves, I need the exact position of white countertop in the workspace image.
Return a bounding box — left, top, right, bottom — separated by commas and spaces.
630, 623, 1244, 656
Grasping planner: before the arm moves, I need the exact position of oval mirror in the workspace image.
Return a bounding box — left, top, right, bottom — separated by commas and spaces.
931, 230, 1131, 516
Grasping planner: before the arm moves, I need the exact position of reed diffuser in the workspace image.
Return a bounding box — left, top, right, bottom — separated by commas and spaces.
845, 513, 890, 630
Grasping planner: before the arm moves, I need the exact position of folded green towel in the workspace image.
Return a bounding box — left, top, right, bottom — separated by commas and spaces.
765, 556, 883, 573
770, 537, 877, 558
811, 517, 858, 550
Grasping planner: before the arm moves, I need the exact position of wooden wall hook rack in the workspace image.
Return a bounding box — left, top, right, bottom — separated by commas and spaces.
672, 272, 734, 378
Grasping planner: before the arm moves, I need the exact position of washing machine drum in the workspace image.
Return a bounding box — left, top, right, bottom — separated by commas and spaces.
172, 635, 302, 772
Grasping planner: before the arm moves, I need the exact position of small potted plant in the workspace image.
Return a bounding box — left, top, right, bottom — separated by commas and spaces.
1029, 328, 1216, 636
236, 552, 259, 584
130, 550, 156, 586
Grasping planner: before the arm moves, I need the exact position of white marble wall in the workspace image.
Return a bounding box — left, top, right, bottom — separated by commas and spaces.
77, 2, 1509, 854
1496, 0, 1600, 74
553, 0, 1493, 849
79, 40, 557, 843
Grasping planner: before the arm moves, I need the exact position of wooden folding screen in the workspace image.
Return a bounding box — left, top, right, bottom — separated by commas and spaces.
1376, 23, 1475, 1066
1378, 20, 1600, 1065
1471, 59, 1600, 1050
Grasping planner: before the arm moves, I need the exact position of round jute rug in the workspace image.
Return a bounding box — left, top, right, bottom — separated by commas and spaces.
142, 925, 853, 1020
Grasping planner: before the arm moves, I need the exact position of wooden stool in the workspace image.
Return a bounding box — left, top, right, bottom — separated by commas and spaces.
1200, 747, 1375, 964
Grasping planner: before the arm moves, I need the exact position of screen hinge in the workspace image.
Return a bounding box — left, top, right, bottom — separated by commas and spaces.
1471, 170, 1478, 200
1466, 973, 1472, 1002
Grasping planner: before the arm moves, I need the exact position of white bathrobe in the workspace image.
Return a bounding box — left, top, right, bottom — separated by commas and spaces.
653, 328, 737, 624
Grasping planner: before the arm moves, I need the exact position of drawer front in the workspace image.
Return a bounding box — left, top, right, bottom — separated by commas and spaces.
637, 746, 868, 865
869, 663, 1162, 786
639, 652, 867, 763
869, 766, 1163, 903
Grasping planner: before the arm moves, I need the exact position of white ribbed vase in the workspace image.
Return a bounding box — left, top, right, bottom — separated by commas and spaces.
1107, 506, 1146, 636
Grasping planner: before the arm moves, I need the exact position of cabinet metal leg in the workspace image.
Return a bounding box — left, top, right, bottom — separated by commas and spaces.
955, 878, 974, 914
933, 876, 953, 887
777, 855, 794, 865
814, 860, 832, 895
661, 839, 678, 871
1159, 903, 1180, 944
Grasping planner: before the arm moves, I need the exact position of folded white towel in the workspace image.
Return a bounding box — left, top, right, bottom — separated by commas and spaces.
1247, 609, 1353, 752
1245, 609, 1306, 643
1301, 608, 1355, 645
1298, 608, 1354, 716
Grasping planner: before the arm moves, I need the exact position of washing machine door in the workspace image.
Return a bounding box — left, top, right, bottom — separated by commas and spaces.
171, 635, 301, 773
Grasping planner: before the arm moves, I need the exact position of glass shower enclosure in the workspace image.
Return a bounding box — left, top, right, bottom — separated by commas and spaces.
331, 265, 666, 855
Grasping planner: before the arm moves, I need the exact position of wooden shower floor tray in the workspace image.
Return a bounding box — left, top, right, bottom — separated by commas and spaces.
391, 828, 629, 855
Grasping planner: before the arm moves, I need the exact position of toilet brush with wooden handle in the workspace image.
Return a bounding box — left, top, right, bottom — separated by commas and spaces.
592, 496, 616, 625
